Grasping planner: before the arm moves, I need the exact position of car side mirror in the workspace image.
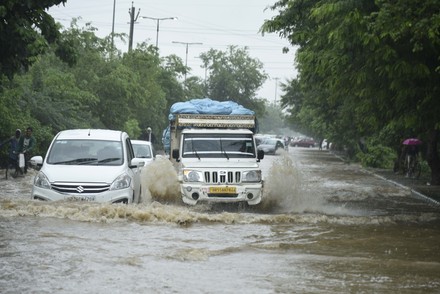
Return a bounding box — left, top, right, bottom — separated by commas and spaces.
130, 158, 145, 168
29, 155, 43, 169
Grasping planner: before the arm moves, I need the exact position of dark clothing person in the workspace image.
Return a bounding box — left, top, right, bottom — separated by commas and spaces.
406, 145, 419, 157
17, 127, 36, 174
0, 129, 21, 170
405, 145, 419, 177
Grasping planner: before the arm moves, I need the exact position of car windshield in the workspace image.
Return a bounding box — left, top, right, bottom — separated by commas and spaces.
182, 133, 256, 159
132, 143, 152, 158
47, 139, 123, 166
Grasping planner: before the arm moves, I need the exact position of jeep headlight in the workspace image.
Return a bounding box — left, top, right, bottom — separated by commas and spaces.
183, 170, 203, 182
110, 173, 131, 190
34, 172, 51, 189
242, 170, 262, 182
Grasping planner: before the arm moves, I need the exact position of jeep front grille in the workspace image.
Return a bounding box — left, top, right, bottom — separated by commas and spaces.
204, 171, 241, 184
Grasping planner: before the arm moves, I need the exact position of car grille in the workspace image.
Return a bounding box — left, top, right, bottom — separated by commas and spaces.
204, 171, 241, 184
51, 182, 110, 194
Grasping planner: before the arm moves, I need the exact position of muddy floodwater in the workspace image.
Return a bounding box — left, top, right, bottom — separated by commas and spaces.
1, 148, 440, 293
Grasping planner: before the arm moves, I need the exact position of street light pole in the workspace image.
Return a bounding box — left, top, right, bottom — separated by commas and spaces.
274, 77, 279, 106
172, 41, 203, 83
141, 16, 177, 48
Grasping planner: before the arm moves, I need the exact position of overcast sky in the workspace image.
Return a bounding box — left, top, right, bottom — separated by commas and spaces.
48, 0, 297, 104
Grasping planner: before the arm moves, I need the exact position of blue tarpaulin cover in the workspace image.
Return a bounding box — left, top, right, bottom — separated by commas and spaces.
162, 98, 255, 153
168, 98, 254, 120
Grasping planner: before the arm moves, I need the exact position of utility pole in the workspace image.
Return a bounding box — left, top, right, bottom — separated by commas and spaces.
172, 41, 203, 83
274, 77, 279, 106
128, 2, 140, 52
111, 0, 116, 57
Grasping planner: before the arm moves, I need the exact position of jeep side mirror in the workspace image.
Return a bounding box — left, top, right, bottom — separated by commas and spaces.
257, 149, 264, 160
172, 149, 180, 162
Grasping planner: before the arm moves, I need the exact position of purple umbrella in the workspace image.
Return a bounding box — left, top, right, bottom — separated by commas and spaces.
402, 138, 422, 145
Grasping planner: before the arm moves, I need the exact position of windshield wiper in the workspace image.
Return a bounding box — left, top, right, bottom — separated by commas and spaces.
191, 139, 200, 160
98, 157, 120, 164
220, 138, 229, 160
52, 158, 98, 165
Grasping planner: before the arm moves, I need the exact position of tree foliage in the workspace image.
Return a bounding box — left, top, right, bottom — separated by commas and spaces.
0, 0, 69, 79
0, 8, 275, 165
200, 46, 268, 117
262, 0, 440, 184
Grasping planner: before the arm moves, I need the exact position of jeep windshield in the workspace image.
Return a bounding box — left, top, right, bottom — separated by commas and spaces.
47, 140, 123, 166
182, 133, 256, 159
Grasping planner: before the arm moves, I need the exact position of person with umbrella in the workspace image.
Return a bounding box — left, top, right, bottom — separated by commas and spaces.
402, 138, 422, 177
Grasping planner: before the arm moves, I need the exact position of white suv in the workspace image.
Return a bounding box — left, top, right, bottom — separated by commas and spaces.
31, 129, 146, 204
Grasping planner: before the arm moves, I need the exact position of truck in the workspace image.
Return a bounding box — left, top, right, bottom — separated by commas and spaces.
168, 112, 265, 206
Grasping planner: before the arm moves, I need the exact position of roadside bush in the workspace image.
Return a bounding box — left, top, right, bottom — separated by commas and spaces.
420, 160, 430, 174
356, 144, 396, 169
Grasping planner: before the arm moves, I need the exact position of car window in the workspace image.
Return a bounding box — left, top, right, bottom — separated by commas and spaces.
126, 138, 135, 163
133, 143, 152, 158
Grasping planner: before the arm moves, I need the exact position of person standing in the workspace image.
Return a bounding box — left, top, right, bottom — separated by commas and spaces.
405, 144, 419, 177
0, 129, 22, 173
17, 127, 36, 174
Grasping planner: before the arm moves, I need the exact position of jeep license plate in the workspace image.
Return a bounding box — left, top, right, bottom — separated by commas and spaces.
209, 187, 236, 194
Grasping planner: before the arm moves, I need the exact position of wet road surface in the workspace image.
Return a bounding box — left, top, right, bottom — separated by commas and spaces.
1, 148, 439, 293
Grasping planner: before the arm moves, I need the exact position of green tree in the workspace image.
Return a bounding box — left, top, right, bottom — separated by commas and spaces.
200, 46, 268, 117
262, 0, 440, 183
0, 0, 70, 79
160, 54, 187, 111
259, 102, 287, 135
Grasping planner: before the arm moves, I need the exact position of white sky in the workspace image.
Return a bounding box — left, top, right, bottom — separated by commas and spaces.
48, 0, 297, 103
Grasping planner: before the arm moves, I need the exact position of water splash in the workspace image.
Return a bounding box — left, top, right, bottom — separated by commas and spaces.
139, 157, 181, 204
258, 151, 324, 214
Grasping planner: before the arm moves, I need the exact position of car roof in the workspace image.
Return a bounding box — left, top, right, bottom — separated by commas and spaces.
131, 140, 152, 146
55, 129, 125, 141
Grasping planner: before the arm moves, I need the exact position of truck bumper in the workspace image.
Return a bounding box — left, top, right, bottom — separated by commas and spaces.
180, 182, 263, 205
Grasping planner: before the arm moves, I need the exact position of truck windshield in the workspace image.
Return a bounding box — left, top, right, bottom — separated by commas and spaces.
182, 133, 255, 158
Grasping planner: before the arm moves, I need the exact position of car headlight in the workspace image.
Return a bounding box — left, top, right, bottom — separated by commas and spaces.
242, 170, 262, 182
110, 173, 132, 190
183, 170, 203, 182
34, 171, 51, 189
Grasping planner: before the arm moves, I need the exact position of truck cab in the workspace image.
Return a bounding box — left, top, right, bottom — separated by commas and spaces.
170, 114, 264, 206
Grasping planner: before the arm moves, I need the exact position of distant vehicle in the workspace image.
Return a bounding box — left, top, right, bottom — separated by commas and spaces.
290, 137, 316, 148
257, 138, 285, 155
131, 140, 155, 166
31, 129, 146, 204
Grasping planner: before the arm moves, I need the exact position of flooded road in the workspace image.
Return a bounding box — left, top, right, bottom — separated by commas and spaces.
1, 148, 440, 293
